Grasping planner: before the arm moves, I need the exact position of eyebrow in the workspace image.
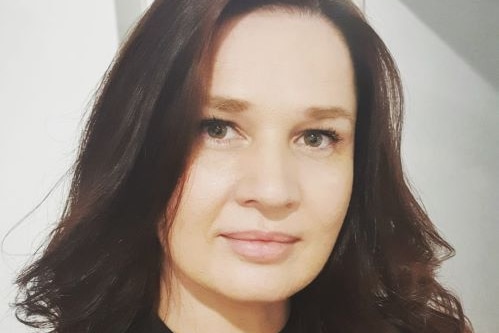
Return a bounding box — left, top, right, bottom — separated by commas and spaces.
208, 96, 251, 113
305, 106, 355, 122
208, 95, 354, 122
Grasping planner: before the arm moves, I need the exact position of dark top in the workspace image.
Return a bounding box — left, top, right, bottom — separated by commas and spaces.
144, 314, 172, 333
127, 313, 172, 333
134, 313, 294, 333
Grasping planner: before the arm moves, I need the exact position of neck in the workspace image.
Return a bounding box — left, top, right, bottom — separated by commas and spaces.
158, 271, 289, 333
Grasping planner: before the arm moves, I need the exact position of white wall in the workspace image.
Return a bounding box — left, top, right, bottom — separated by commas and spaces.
0, 1, 118, 332
365, 1, 499, 332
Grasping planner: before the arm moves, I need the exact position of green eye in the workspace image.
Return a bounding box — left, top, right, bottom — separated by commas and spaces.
304, 132, 323, 147
199, 117, 244, 148
301, 129, 340, 149
206, 122, 228, 139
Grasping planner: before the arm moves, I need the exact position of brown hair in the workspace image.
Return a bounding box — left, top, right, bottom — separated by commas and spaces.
15, 1, 472, 332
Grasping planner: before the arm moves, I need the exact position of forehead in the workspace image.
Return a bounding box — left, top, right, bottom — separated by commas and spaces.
209, 9, 356, 116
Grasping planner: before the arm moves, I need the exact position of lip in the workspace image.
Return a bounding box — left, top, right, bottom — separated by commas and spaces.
220, 230, 299, 263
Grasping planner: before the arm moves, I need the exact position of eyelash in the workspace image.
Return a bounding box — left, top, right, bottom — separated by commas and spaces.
199, 117, 240, 146
199, 116, 342, 149
306, 128, 342, 145
200, 117, 236, 133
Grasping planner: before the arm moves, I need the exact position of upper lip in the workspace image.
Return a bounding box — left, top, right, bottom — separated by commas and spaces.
220, 230, 300, 243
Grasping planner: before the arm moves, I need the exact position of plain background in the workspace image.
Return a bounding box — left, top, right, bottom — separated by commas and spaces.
1, 1, 497, 332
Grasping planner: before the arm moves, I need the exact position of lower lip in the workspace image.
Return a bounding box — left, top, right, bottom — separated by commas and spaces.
222, 236, 295, 263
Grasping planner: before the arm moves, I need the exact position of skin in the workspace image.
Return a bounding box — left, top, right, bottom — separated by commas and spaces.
158, 9, 357, 333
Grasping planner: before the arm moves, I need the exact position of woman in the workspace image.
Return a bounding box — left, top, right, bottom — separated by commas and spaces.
15, 0, 472, 332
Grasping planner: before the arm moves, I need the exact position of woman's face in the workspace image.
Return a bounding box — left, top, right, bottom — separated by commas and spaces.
166, 10, 356, 304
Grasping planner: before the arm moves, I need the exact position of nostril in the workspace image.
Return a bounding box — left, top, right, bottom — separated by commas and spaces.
234, 145, 301, 218
236, 183, 300, 221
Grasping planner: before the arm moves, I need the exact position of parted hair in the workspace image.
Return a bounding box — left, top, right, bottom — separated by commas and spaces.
15, 0, 472, 332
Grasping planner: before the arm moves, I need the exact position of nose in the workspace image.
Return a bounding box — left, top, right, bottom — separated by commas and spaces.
234, 140, 301, 220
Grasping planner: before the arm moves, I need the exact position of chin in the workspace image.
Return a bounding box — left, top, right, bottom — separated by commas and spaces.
217, 286, 294, 304
208, 267, 315, 304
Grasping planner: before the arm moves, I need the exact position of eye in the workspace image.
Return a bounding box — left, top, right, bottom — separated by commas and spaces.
299, 129, 341, 149
199, 117, 242, 144
205, 120, 227, 139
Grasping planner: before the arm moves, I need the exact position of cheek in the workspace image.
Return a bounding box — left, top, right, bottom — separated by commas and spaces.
303, 159, 353, 221
167, 157, 236, 249
306, 164, 353, 256
183, 155, 237, 215
299, 161, 353, 256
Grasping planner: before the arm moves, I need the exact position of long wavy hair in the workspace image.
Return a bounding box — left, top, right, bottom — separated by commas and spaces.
15, 0, 472, 332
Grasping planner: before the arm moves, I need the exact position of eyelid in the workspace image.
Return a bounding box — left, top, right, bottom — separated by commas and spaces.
200, 116, 235, 128
200, 116, 342, 151
307, 129, 342, 144
199, 116, 245, 143
295, 128, 342, 150
199, 116, 236, 135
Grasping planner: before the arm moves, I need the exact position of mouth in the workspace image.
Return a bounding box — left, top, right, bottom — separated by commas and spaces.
220, 230, 299, 263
